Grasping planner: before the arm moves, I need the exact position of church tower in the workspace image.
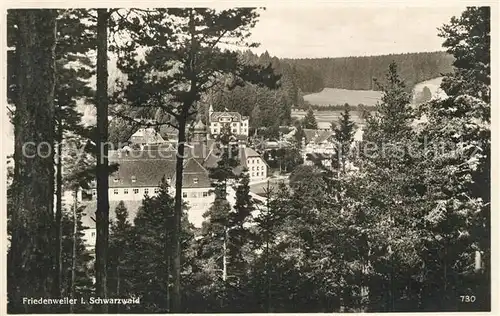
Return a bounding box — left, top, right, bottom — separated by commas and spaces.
208, 103, 214, 122
192, 119, 207, 144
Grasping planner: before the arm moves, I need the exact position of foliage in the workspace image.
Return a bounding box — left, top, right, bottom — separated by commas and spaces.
332, 104, 356, 172
302, 107, 318, 129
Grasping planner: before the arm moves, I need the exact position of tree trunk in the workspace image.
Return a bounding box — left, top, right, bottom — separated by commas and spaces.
116, 266, 120, 313
9, 9, 57, 314
95, 8, 109, 312
165, 215, 171, 313
54, 120, 63, 299
223, 228, 227, 281
172, 120, 186, 312
70, 191, 78, 313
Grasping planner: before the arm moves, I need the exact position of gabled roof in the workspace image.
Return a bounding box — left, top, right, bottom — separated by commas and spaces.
209, 111, 249, 123
203, 145, 268, 171
129, 127, 165, 144
183, 158, 211, 188
96, 150, 211, 189
314, 130, 335, 144
303, 129, 318, 143
303, 129, 335, 145
108, 159, 176, 188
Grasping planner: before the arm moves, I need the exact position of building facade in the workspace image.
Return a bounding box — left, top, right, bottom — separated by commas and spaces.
208, 104, 250, 138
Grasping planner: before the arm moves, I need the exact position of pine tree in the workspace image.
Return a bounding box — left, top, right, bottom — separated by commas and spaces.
116, 11, 280, 308
108, 201, 133, 313
302, 107, 318, 129
94, 9, 110, 309
7, 9, 58, 313
126, 177, 194, 312
413, 7, 491, 311
60, 202, 94, 313
333, 104, 356, 173
229, 170, 254, 277
357, 62, 423, 311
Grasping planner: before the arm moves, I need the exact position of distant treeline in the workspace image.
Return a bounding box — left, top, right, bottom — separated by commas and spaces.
293, 104, 378, 112
283, 51, 454, 93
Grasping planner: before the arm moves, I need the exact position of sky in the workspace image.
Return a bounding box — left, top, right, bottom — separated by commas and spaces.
247, 6, 467, 58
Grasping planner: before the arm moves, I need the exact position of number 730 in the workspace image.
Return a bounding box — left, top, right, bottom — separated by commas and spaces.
460, 295, 476, 303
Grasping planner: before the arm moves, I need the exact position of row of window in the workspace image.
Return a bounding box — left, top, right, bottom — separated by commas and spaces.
94, 188, 209, 198
212, 121, 247, 127
111, 187, 160, 195
113, 176, 172, 184
251, 166, 262, 171
251, 172, 265, 177
248, 158, 262, 164
211, 128, 247, 134
182, 191, 210, 198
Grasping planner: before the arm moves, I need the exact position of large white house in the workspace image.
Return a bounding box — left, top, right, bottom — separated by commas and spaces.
81, 149, 214, 251
208, 104, 249, 139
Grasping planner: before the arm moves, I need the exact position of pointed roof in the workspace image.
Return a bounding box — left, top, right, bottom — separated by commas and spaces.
194, 120, 206, 131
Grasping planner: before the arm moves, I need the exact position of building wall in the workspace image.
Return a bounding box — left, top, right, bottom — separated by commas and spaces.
90, 185, 214, 226
246, 156, 267, 182
210, 118, 249, 137
83, 185, 214, 249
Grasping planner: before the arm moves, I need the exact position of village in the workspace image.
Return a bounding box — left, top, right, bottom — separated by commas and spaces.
71, 104, 365, 252
7, 6, 490, 314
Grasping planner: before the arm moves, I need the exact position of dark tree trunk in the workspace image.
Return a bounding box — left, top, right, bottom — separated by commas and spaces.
165, 214, 171, 312
95, 8, 109, 312
70, 191, 78, 314
54, 119, 63, 299
172, 120, 186, 312
8, 9, 57, 314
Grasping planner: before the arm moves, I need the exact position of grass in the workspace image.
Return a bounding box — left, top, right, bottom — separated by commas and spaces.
303, 88, 383, 107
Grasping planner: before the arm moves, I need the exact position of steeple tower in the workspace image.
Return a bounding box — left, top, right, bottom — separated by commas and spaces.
192, 119, 207, 143
208, 103, 214, 122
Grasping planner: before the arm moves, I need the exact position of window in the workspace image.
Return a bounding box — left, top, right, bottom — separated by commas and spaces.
154, 187, 160, 193
144, 188, 149, 195
167, 177, 171, 183
257, 166, 259, 171
92, 189, 97, 196
133, 188, 139, 194
113, 178, 119, 183
193, 177, 199, 184
91, 232, 96, 237
203, 192, 208, 197
183, 192, 187, 198
131, 176, 137, 183
252, 166, 254, 171
124, 188, 129, 194
232, 129, 237, 133
232, 123, 237, 127
251, 172, 254, 177
113, 189, 119, 195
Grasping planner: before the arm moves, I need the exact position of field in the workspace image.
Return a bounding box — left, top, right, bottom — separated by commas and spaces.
292, 109, 366, 129
304, 88, 383, 107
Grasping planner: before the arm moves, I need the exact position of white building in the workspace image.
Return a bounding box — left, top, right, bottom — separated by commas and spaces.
208, 104, 249, 139
203, 145, 268, 183
302, 129, 336, 167
81, 148, 215, 251
128, 126, 167, 148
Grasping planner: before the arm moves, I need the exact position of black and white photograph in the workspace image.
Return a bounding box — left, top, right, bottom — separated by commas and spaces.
4, 2, 494, 314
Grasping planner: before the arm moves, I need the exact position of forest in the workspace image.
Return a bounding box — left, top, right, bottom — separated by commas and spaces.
284, 51, 454, 93
6, 7, 490, 314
